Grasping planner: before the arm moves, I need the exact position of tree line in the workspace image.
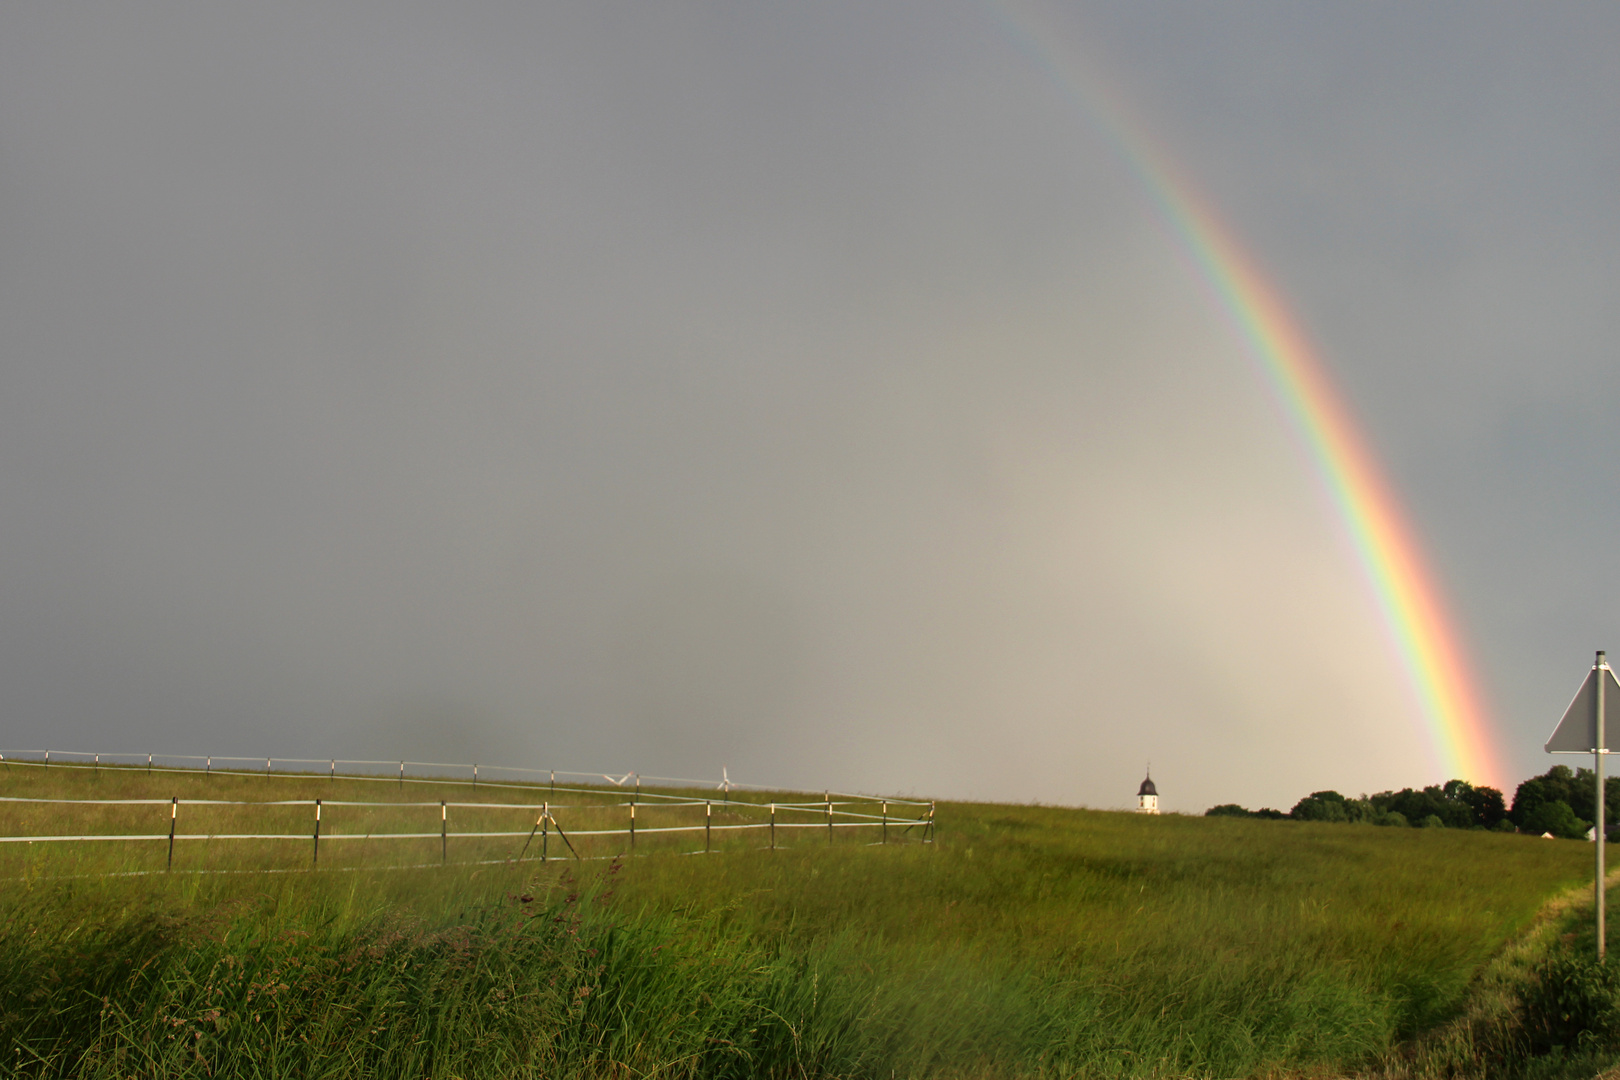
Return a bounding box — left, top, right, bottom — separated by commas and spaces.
1205, 765, 1620, 839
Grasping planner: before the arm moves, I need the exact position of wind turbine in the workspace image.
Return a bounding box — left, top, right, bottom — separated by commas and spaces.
718, 766, 731, 802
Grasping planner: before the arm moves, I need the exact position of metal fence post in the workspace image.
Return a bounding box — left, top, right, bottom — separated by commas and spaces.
542, 803, 549, 863
441, 801, 447, 863
313, 799, 321, 865
826, 792, 833, 844
330, 759, 335, 783
630, 802, 636, 851
167, 797, 177, 869
398, 761, 404, 789
706, 800, 711, 852
882, 801, 888, 845
770, 803, 776, 850
147, 754, 152, 776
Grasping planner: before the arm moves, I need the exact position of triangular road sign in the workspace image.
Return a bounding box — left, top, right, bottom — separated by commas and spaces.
1545, 664, 1620, 753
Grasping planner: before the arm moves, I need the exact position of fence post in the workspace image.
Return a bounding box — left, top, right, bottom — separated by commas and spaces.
330, 759, 335, 783
441, 801, 447, 863
550, 770, 555, 799
928, 801, 936, 844
629, 802, 636, 851
635, 775, 640, 803
473, 763, 478, 786
770, 803, 776, 850
44, 750, 48, 767
542, 803, 549, 863
94, 754, 98, 771
398, 761, 404, 789
882, 801, 888, 845
313, 799, 321, 865
167, 797, 177, 870
206, 756, 210, 777
706, 800, 711, 852
266, 757, 271, 777
826, 792, 833, 844
147, 754, 152, 776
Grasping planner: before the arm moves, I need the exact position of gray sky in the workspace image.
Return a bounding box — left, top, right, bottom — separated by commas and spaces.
1, 2, 1616, 812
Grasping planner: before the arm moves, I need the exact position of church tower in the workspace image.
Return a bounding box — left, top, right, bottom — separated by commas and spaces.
1137, 770, 1159, 814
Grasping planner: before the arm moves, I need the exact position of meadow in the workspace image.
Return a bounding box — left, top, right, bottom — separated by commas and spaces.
0, 763, 1604, 1079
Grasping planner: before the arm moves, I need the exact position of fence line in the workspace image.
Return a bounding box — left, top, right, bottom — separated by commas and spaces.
0, 751, 929, 808
0, 784, 936, 873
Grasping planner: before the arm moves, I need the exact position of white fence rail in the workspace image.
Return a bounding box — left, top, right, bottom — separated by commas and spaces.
0, 753, 935, 874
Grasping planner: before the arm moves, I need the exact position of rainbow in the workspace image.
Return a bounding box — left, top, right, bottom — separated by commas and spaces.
989, 3, 1504, 787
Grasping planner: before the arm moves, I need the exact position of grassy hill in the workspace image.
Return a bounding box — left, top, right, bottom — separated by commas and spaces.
0, 763, 1602, 1078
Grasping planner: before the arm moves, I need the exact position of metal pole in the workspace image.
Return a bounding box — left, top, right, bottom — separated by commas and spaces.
147, 754, 152, 776
706, 800, 711, 852
542, 803, 549, 863
399, 761, 404, 789
94, 754, 98, 771
770, 803, 776, 850
1600, 651, 1608, 961
313, 799, 321, 865
330, 759, 335, 783
206, 756, 210, 777
827, 792, 833, 844
882, 801, 888, 845
441, 801, 447, 863
267, 757, 271, 777
167, 797, 177, 870
550, 770, 555, 798
473, 763, 478, 786
629, 802, 636, 851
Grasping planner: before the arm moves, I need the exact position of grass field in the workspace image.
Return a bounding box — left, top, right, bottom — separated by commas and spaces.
0, 763, 1604, 1078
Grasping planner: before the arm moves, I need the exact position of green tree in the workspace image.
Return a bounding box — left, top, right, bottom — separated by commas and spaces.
1290, 791, 1349, 822
1523, 799, 1589, 840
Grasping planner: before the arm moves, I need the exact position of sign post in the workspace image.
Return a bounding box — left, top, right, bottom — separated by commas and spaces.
1545, 650, 1616, 960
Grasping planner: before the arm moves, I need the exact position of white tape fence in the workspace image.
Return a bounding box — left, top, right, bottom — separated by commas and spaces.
0, 751, 934, 875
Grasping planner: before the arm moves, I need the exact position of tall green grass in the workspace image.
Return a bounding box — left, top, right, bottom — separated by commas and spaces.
0, 767, 1596, 1078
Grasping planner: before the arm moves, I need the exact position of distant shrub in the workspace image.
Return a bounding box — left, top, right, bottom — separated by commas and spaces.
1205, 804, 1250, 818
1493, 818, 1516, 833
1523, 799, 1588, 840
1512, 765, 1619, 832
1375, 811, 1409, 828
1418, 814, 1445, 829
1252, 807, 1288, 820
1291, 791, 1350, 823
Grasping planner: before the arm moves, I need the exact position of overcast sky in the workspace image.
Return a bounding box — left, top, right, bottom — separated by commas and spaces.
1, 2, 1617, 812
